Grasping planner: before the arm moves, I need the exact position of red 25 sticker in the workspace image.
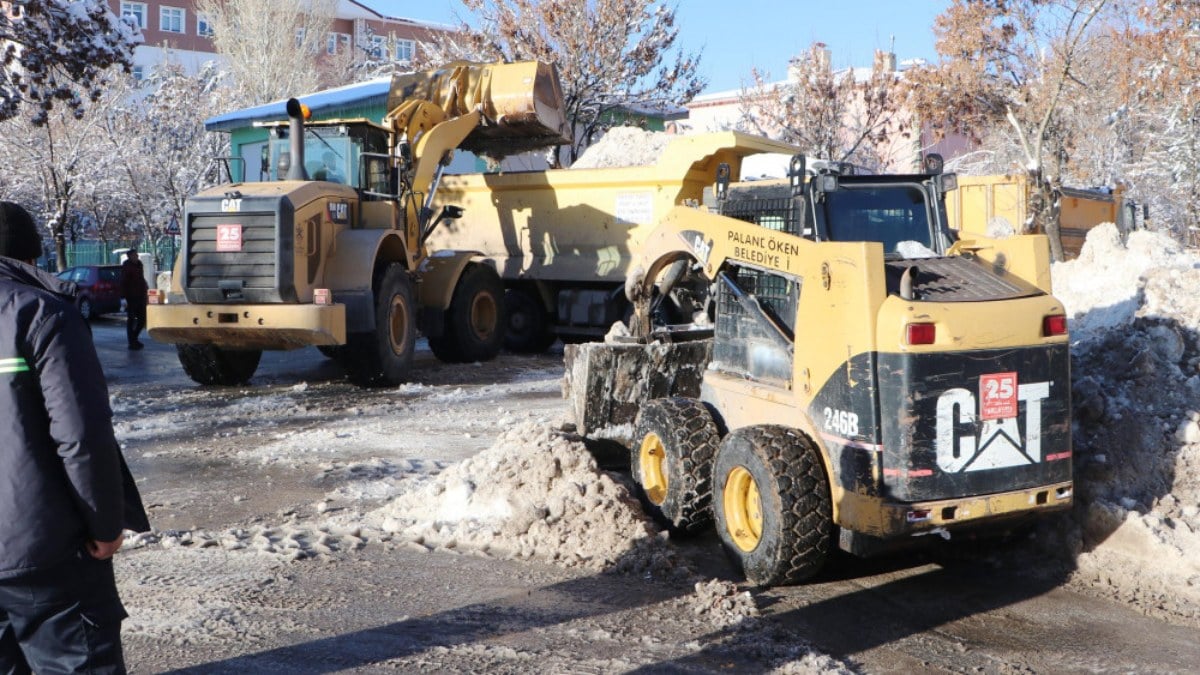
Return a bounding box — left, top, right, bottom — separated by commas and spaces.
979, 372, 1018, 420
216, 224, 243, 252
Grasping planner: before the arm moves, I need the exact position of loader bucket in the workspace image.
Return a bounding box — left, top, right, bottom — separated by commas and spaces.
386, 61, 570, 156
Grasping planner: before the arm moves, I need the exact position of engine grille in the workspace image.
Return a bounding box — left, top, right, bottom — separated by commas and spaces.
885, 256, 1039, 302
185, 213, 283, 303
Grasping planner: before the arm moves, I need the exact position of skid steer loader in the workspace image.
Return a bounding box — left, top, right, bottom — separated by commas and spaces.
566, 155, 1073, 586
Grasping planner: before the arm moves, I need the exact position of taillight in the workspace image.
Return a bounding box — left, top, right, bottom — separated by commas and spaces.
1043, 314, 1068, 337
906, 322, 936, 345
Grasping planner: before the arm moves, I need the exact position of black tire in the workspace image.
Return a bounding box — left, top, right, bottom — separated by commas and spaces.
176, 344, 262, 386
427, 263, 505, 363
713, 425, 833, 586
502, 288, 556, 354
77, 295, 94, 321
631, 398, 720, 534
344, 263, 416, 387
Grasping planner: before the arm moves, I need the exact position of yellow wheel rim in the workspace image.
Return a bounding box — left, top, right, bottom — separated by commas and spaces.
638, 432, 668, 505
724, 466, 763, 552
469, 292, 498, 341
388, 295, 410, 355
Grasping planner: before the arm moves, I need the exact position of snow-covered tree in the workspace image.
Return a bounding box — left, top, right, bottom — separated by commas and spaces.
0, 101, 111, 268
0, 0, 137, 124
739, 43, 907, 172
905, 0, 1110, 260
99, 62, 231, 253
420, 0, 705, 166
195, 0, 338, 105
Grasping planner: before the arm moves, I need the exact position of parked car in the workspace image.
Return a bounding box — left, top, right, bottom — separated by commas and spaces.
57, 265, 123, 320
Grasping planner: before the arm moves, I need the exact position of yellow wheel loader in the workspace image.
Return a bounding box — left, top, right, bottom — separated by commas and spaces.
567, 155, 1073, 586
148, 61, 569, 386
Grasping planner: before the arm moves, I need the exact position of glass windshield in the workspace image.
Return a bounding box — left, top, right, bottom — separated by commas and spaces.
269, 128, 355, 186
823, 185, 934, 254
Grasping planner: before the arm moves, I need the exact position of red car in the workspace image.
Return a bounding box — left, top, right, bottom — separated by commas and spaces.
57, 265, 123, 320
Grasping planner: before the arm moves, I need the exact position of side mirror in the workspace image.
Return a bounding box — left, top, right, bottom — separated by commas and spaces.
260, 146, 269, 174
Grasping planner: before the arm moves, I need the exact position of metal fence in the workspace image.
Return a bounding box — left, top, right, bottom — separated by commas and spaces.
39, 237, 179, 274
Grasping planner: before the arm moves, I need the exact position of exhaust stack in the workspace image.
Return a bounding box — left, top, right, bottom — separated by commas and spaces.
285, 98, 309, 181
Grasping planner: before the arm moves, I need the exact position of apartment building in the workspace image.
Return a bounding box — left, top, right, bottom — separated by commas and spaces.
107, 0, 448, 79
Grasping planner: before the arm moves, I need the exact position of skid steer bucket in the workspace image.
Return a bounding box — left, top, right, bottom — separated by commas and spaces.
386, 60, 570, 155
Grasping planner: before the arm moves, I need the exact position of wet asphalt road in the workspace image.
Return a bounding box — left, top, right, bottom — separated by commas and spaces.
80, 316, 1200, 674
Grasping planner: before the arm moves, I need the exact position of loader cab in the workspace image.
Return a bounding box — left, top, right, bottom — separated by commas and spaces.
808, 172, 958, 257
262, 120, 390, 193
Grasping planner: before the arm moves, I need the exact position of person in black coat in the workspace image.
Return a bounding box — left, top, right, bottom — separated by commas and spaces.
0, 201, 150, 674
119, 249, 149, 350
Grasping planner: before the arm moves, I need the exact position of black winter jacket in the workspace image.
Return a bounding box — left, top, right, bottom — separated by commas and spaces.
0, 258, 149, 579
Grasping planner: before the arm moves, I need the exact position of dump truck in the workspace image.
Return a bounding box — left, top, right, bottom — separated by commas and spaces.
565, 155, 1073, 586
428, 132, 805, 351
945, 173, 1126, 259
148, 61, 570, 386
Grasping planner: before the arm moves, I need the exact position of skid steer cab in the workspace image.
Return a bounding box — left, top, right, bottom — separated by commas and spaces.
148, 61, 570, 387
572, 154, 1073, 586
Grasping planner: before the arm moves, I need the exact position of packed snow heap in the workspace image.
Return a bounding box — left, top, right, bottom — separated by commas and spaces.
347, 422, 683, 576
1053, 223, 1200, 623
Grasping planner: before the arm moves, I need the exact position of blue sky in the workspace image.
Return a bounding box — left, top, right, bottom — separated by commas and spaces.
362, 1, 951, 94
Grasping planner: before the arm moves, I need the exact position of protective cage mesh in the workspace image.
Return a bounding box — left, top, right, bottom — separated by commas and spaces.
719, 198, 804, 237
712, 266, 797, 385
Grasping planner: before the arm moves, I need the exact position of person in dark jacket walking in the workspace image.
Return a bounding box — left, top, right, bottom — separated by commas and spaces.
0, 201, 150, 674
119, 248, 149, 350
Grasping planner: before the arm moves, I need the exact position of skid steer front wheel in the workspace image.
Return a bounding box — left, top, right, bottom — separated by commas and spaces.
429, 263, 505, 363
631, 398, 720, 534
713, 425, 833, 586
176, 344, 262, 386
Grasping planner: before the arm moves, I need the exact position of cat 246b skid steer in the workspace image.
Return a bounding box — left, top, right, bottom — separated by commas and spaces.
566, 155, 1073, 586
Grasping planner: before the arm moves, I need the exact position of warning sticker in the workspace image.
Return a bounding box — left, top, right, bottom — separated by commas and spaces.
216, 224, 243, 253
614, 191, 654, 225
979, 372, 1018, 420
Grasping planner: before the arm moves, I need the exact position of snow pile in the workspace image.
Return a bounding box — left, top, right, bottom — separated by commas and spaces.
348, 422, 685, 576
1053, 223, 1200, 334
1050, 223, 1200, 622
572, 126, 673, 169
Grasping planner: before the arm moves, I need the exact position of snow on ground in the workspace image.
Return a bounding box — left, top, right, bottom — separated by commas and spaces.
1051, 223, 1200, 623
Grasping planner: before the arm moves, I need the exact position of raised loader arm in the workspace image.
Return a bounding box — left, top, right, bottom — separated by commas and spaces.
382, 60, 570, 257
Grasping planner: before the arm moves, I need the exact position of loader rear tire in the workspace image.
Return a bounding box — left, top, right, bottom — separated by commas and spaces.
713, 425, 833, 586
176, 344, 262, 386
344, 263, 416, 387
428, 263, 505, 363
631, 397, 720, 534
503, 288, 556, 354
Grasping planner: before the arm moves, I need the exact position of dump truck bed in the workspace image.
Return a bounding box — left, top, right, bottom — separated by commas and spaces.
429, 132, 800, 284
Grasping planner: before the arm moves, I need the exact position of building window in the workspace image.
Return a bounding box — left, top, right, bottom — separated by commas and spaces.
368, 35, 386, 59
120, 2, 147, 30
160, 7, 185, 34
327, 32, 351, 55
295, 28, 306, 48
132, 65, 145, 81
394, 38, 414, 63
197, 13, 214, 37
